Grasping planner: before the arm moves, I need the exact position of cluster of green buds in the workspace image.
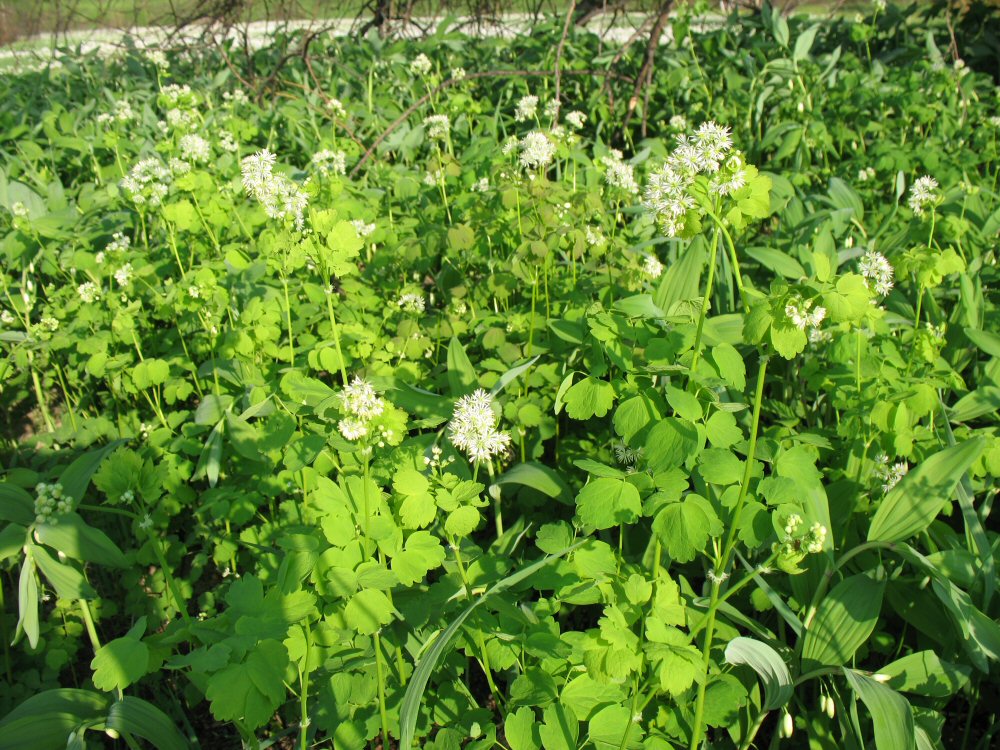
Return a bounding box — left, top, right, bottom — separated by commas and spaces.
773, 513, 827, 573
34, 482, 69, 524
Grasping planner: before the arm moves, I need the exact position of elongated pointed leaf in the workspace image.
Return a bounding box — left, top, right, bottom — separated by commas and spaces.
447, 336, 478, 397
842, 669, 915, 750
0, 689, 109, 750
399, 541, 585, 748
724, 637, 793, 711
868, 439, 984, 543
59, 440, 128, 505
801, 574, 884, 671
104, 697, 188, 750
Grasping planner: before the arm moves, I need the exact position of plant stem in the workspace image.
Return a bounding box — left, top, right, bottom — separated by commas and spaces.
324, 288, 349, 385
689, 354, 768, 750
78, 599, 101, 652
690, 227, 721, 378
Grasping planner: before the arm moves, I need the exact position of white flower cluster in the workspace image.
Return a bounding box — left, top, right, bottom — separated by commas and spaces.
990, 116, 1000, 127
97, 100, 134, 126
858, 167, 876, 182
565, 110, 587, 129
146, 49, 169, 69
106, 231, 131, 254
669, 114, 689, 131
643, 121, 739, 237
585, 226, 605, 247
785, 297, 826, 333
424, 114, 450, 140
10, 202, 28, 218
515, 94, 539, 122
642, 255, 664, 278
223, 89, 249, 106
410, 53, 432, 76
600, 149, 639, 194
218, 130, 239, 153
352, 219, 376, 238
312, 149, 347, 177
179, 134, 211, 163
471, 177, 490, 192
39, 316, 59, 332
858, 250, 894, 296
160, 83, 194, 107
397, 292, 425, 313
544, 100, 560, 119
519, 131, 556, 170
114, 263, 134, 287
338, 377, 386, 441
875, 454, 908, 493
34, 482, 69, 524
240, 149, 308, 230
120, 157, 171, 207
449, 389, 511, 462
78, 281, 100, 303
908, 175, 940, 215
451, 67, 466, 81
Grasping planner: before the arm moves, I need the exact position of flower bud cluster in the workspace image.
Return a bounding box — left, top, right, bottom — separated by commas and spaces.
337, 377, 387, 442
34, 482, 69, 524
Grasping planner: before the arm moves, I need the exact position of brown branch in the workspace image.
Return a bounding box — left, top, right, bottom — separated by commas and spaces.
553, 0, 577, 107
350, 67, 635, 177
622, 0, 672, 141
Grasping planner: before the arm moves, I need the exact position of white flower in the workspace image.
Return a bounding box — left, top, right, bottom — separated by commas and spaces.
990, 116, 1000, 127
106, 231, 130, 254
519, 131, 556, 169
565, 111, 587, 129
10, 201, 28, 218
543, 99, 560, 119
858, 166, 876, 182
337, 377, 387, 442
312, 149, 347, 176
146, 49, 169, 68
351, 219, 376, 238
875, 454, 909, 493
449, 389, 511, 462
240, 149, 308, 230
410, 53, 432, 76
600, 150, 639, 194
77, 281, 100, 303
223, 89, 249, 105
805, 523, 827, 554
160, 83, 193, 107
859, 250, 894, 296
338, 417, 369, 441
784, 298, 826, 332
39, 316, 59, 332
784, 514, 803, 537
642, 255, 664, 278
218, 130, 239, 153
188, 285, 201, 298
585, 226, 605, 247
424, 114, 450, 140
908, 175, 940, 216
451, 67, 466, 80
397, 292, 425, 313
471, 177, 490, 192
179, 134, 210, 163
114, 263, 133, 287
669, 114, 688, 130
169, 157, 191, 175
120, 158, 171, 207
515, 94, 539, 122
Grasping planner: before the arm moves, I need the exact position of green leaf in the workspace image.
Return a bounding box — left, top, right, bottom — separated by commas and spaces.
652, 497, 715, 563
560, 675, 625, 722
587, 704, 643, 750
32, 545, 94, 600
0, 689, 109, 750
59, 440, 128, 505
447, 336, 478, 397
0, 484, 34, 525
843, 668, 915, 750
702, 674, 748, 727
563, 377, 615, 421
705, 411, 743, 449
868, 439, 985, 542
770, 323, 807, 360
496, 462, 571, 503
644, 418, 699, 471
91, 619, 150, 692
104, 696, 189, 750
15, 556, 39, 648
724, 636, 793, 711
205, 640, 289, 730
34, 514, 128, 568
391, 531, 445, 586
344, 589, 395, 635
711, 343, 746, 390
576, 478, 641, 530
879, 650, 971, 698
131, 358, 170, 390
698, 448, 744, 486
539, 704, 579, 750
801, 575, 884, 671
504, 706, 540, 750
445, 506, 481, 537
665, 385, 702, 422
398, 541, 585, 749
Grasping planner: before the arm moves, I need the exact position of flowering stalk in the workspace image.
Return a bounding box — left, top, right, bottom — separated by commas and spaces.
689, 225, 721, 377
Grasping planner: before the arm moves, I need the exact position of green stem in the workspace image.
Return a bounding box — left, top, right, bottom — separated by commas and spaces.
282, 276, 295, 366
146, 531, 193, 628
78, 599, 101, 652
374, 631, 391, 749
325, 288, 349, 385
300, 621, 312, 750
690, 227, 721, 378
689, 354, 769, 750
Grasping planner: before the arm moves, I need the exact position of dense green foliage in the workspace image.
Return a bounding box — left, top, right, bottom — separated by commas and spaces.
1, 2, 1000, 748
